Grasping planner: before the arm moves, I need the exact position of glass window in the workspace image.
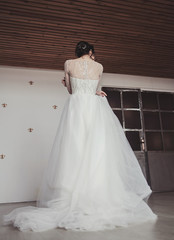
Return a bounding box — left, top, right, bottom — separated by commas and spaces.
124, 110, 141, 129
123, 91, 139, 108
163, 132, 174, 151
143, 111, 161, 130
142, 92, 158, 109
159, 93, 174, 110
125, 131, 141, 150
102, 88, 121, 108
113, 110, 123, 126
102, 87, 174, 152
145, 132, 163, 151
161, 112, 174, 130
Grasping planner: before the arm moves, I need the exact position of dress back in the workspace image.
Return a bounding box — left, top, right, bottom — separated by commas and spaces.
65, 58, 104, 95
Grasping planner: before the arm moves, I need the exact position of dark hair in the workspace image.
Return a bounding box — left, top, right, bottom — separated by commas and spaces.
75, 41, 95, 57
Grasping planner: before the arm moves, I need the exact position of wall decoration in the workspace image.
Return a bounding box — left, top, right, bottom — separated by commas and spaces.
52, 105, 58, 109
2, 103, 7, 108
28, 128, 34, 132
29, 81, 34, 85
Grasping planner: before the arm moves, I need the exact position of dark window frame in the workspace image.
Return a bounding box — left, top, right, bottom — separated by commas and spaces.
102, 86, 174, 152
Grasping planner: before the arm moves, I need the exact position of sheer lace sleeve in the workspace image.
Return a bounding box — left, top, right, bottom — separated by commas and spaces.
64, 60, 72, 94
96, 64, 104, 91
64, 60, 69, 73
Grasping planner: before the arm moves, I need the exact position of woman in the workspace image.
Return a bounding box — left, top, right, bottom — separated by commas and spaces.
3, 41, 158, 232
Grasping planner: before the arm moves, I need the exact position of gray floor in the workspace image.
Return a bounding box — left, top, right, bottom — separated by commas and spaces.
0, 192, 174, 240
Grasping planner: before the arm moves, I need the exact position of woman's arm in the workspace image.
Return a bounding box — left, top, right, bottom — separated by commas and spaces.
64, 60, 72, 94
96, 64, 107, 97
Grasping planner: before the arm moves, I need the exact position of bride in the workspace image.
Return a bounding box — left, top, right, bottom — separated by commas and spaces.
3, 41, 158, 232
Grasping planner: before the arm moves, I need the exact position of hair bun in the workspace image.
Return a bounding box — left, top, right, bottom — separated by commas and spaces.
75, 41, 95, 58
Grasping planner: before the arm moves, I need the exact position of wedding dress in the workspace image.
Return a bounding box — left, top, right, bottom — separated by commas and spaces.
3, 58, 158, 232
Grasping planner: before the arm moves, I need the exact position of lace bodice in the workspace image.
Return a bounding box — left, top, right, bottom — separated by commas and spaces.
70, 77, 99, 95
64, 58, 103, 94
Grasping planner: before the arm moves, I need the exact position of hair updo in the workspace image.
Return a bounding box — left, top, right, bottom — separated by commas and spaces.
75, 41, 95, 58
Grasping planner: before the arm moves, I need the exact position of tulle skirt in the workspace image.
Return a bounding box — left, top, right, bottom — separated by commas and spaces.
3, 92, 158, 232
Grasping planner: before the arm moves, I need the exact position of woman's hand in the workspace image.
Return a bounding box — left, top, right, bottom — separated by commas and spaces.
96, 90, 107, 97
61, 77, 66, 87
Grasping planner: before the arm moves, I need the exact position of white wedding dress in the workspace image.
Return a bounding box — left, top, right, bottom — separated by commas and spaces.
3, 58, 158, 232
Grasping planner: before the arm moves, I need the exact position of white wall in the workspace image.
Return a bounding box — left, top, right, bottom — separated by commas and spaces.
0, 65, 174, 204
101, 72, 174, 92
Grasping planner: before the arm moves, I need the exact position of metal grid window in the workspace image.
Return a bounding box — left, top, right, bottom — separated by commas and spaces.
102, 87, 174, 152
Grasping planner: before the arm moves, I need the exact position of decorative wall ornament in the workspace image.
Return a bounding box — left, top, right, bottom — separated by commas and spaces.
0, 154, 5, 159
29, 81, 34, 85
28, 128, 34, 132
2, 103, 7, 108
52, 105, 58, 109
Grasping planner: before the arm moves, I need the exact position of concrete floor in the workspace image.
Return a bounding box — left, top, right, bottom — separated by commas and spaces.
0, 192, 174, 240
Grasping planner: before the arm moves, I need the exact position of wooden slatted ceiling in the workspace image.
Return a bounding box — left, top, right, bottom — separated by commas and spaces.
0, 0, 174, 79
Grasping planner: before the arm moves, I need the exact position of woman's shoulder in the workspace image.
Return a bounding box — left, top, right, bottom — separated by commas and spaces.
64, 59, 73, 68
64, 59, 76, 67
65, 58, 103, 71
64, 59, 72, 64
65, 58, 76, 62
96, 61, 104, 72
